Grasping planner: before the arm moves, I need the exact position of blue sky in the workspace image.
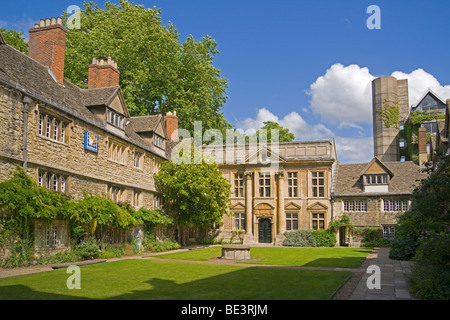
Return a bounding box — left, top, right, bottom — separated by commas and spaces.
1, 0, 450, 163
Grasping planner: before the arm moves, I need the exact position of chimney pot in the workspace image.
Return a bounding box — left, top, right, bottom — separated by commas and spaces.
29, 18, 67, 85
88, 56, 120, 89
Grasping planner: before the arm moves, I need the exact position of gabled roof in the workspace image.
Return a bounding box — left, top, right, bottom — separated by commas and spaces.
360, 157, 394, 177
243, 145, 287, 165
412, 89, 447, 110
0, 38, 167, 159
332, 160, 426, 196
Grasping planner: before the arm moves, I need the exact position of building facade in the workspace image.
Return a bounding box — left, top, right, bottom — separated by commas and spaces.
372, 76, 450, 165
205, 140, 338, 245
331, 157, 426, 246
0, 19, 177, 251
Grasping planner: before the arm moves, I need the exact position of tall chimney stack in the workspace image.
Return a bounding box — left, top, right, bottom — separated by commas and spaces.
418, 127, 428, 165
88, 57, 120, 89
164, 111, 178, 140
29, 17, 66, 85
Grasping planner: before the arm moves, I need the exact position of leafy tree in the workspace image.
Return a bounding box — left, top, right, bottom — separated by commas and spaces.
154, 141, 231, 229
390, 156, 450, 299
61, 0, 230, 135
0, 27, 28, 54
256, 121, 295, 143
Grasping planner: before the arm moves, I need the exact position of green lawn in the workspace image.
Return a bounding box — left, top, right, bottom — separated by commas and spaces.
155, 246, 372, 268
0, 259, 352, 300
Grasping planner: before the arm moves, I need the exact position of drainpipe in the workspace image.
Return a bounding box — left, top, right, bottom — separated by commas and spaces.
22, 95, 32, 173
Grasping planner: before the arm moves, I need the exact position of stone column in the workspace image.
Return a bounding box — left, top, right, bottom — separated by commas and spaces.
275, 170, 286, 245
243, 172, 254, 244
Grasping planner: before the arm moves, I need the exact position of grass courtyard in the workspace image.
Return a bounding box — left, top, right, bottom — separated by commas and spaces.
0, 247, 372, 300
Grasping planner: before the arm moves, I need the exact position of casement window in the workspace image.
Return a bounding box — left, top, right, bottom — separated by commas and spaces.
343, 200, 367, 212
234, 213, 246, 230
38, 171, 43, 187
383, 226, 396, 240
133, 191, 141, 208
106, 108, 125, 129
38, 113, 68, 143
312, 172, 325, 197
259, 172, 271, 197
365, 174, 388, 185
38, 114, 44, 135
153, 194, 162, 209
383, 200, 408, 212
134, 152, 143, 169
39, 171, 69, 194
108, 142, 126, 164
234, 173, 244, 197
46, 117, 51, 138
287, 172, 298, 197
154, 159, 161, 174
35, 221, 68, 248
312, 213, 325, 230
154, 134, 165, 149
108, 185, 124, 202
286, 213, 298, 231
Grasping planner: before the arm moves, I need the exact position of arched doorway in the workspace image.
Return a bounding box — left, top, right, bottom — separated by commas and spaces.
258, 218, 272, 243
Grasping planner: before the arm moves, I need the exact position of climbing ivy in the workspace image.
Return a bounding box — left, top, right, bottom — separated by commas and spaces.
377, 99, 400, 128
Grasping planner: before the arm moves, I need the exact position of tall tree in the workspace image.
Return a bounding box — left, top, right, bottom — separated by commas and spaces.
154, 141, 231, 229
0, 27, 28, 54
256, 121, 295, 143
62, 0, 230, 135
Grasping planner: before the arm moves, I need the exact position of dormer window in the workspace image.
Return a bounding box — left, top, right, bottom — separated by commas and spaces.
154, 133, 165, 149
106, 108, 125, 129
365, 174, 388, 185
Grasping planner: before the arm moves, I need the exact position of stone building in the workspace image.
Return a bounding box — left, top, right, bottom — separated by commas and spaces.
0, 19, 177, 251
204, 139, 338, 245
372, 76, 450, 164
331, 157, 426, 246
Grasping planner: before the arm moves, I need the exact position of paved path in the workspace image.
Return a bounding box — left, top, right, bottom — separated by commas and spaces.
0, 246, 418, 300
334, 247, 417, 300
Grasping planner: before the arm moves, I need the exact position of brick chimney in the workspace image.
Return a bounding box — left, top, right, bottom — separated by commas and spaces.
418, 127, 427, 165
164, 111, 178, 140
88, 57, 120, 89
29, 17, 66, 85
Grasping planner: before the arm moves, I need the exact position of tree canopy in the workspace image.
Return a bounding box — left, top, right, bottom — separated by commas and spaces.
155, 142, 231, 228
256, 121, 295, 143
0, 27, 28, 54
61, 0, 231, 135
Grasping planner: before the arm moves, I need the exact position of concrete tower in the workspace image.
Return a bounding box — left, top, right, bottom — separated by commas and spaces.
372, 76, 410, 162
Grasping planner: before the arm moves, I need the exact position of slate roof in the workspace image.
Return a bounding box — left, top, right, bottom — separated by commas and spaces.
332, 159, 427, 196
128, 115, 162, 133
0, 39, 167, 159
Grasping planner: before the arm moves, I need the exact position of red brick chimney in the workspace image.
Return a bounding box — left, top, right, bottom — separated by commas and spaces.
164, 111, 178, 140
88, 57, 120, 89
418, 126, 427, 165
28, 17, 66, 85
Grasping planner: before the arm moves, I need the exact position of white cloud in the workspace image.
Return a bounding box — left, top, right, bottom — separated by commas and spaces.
334, 136, 374, 164
390, 68, 450, 106
236, 108, 333, 141
307, 63, 375, 128
307, 64, 450, 129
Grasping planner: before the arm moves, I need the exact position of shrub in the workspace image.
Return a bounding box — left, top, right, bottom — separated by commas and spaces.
283, 230, 316, 247
283, 229, 336, 247
310, 229, 336, 247
74, 238, 100, 260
